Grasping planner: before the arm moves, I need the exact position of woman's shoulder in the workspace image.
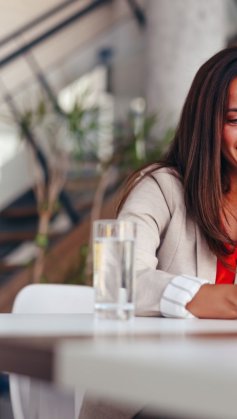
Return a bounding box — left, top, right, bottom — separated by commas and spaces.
138, 165, 183, 196
122, 165, 184, 216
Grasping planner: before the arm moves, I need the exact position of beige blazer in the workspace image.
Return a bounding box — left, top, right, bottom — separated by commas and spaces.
79, 168, 219, 419
118, 167, 217, 316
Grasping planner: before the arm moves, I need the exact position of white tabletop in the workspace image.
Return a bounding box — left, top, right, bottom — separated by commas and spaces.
1, 313, 237, 337
1, 314, 237, 418
55, 336, 237, 419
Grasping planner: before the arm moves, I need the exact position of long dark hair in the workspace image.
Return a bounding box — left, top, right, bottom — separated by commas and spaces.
117, 47, 237, 258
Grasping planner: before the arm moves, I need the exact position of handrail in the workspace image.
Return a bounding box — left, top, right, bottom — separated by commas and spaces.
0, 0, 80, 48
0, 0, 112, 69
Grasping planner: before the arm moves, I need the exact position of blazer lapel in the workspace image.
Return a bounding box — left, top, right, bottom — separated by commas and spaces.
195, 224, 216, 283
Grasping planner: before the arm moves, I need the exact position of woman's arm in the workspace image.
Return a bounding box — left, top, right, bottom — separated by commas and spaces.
118, 172, 210, 317
186, 284, 237, 319
119, 171, 237, 319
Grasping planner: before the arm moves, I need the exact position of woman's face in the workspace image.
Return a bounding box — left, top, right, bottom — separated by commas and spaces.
222, 77, 237, 174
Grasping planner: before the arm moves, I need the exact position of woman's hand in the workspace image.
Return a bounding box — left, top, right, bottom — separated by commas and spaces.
186, 284, 237, 319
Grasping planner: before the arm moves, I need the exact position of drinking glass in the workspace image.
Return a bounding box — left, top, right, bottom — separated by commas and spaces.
93, 219, 136, 320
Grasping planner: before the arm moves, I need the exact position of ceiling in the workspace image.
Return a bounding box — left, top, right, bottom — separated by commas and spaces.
0, 0, 71, 39
0, 1, 133, 93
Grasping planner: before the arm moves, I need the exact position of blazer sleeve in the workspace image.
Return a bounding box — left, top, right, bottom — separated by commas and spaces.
118, 172, 209, 317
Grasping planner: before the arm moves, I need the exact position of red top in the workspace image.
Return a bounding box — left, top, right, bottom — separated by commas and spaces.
215, 246, 237, 284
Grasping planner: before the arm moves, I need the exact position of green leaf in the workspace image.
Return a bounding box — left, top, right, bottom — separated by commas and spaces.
35, 234, 49, 249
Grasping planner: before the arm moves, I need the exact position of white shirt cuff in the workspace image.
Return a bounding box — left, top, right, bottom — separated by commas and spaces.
160, 275, 210, 318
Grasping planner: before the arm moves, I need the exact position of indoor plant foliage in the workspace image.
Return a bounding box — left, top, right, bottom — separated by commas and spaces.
18, 96, 71, 283
17, 92, 102, 284
2, 89, 173, 285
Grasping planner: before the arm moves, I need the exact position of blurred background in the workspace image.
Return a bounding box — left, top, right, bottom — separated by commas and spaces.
0, 0, 237, 416
0, 0, 237, 313
0, 0, 236, 312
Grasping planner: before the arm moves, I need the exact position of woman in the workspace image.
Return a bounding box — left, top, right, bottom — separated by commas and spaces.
117, 47, 237, 320
79, 47, 237, 419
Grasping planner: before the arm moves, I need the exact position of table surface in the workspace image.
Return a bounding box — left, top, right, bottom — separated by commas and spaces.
2, 314, 237, 419
3, 313, 237, 337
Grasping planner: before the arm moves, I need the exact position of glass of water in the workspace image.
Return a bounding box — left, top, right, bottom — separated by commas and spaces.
93, 219, 136, 320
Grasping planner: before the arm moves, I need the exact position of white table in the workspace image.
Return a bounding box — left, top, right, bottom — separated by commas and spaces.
1, 314, 237, 418
2, 312, 237, 336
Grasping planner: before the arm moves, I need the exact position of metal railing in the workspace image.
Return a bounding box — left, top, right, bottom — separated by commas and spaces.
0, 0, 112, 69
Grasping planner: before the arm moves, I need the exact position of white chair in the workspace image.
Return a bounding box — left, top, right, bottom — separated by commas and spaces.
10, 284, 94, 419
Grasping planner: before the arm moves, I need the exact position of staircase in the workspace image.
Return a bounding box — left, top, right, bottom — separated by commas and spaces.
0, 166, 105, 286
0, 0, 146, 311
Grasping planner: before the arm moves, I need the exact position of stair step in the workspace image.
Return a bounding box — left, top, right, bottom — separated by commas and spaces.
0, 196, 92, 218
0, 230, 64, 243
1, 206, 38, 218
0, 263, 25, 273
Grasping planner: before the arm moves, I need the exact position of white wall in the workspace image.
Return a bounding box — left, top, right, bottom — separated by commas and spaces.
0, 144, 33, 211
146, 0, 234, 136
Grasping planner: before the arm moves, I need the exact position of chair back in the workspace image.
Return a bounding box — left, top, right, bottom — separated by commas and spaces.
12, 284, 94, 314
10, 284, 94, 419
